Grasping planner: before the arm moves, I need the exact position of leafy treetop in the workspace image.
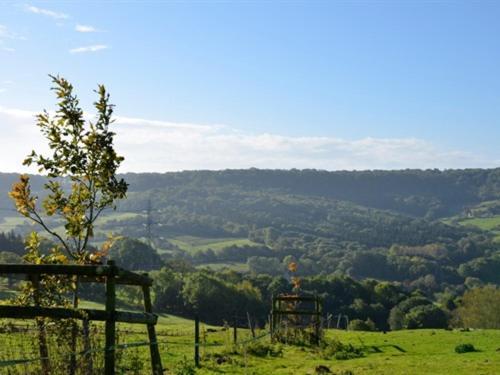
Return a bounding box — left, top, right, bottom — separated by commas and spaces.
9, 75, 127, 261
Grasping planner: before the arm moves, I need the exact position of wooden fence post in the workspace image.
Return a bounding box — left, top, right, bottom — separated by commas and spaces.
82, 318, 93, 375
69, 276, 79, 375
271, 295, 278, 342
233, 313, 238, 345
194, 314, 200, 367
0, 263, 163, 375
104, 260, 116, 375
141, 273, 163, 374
314, 295, 320, 345
247, 311, 255, 338
31, 274, 51, 375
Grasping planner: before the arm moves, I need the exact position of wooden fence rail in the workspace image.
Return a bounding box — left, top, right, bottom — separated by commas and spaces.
0, 260, 162, 375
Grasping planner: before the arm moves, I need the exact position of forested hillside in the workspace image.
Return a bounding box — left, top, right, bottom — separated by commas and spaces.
1, 169, 499, 290
2, 168, 500, 218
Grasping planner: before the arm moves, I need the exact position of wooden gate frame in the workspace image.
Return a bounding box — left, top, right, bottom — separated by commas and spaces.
270, 294, 323, 345
0, 260, 163, 374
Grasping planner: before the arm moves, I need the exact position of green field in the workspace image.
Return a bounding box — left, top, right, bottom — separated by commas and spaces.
168, 235, 259, 254
455, 215, 500, 242
459, 216, 500, 231
0, 215, 261, 254
442, 213, 500, 243
0, 211, 143, 239
0, 292, 499, 374
1, 316, 499, 374
196, 262, 249, 272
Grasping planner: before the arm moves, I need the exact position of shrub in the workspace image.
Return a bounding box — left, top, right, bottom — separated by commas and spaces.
274, 327, 321, 346
455, 343, 477, 354
174, 357, 196, 375
348, 318, 376, 331
314, 365, 331, 374
206, 352, 233, 365
246, 341, 283, 357
321, 339, 364, 360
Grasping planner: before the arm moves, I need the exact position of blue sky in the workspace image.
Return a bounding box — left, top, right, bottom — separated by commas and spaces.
1, 1, 499, 172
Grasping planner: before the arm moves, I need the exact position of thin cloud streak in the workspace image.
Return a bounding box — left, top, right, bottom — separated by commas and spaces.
0, 24, 25, 48
69, 45, 108, 54
25, 5, 69, 19
75, 24, 98, 33
0, 106, 497, 173
0, 25, 7, 37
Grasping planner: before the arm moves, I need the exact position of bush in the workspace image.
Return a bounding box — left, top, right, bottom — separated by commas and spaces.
321, 339, 364, 360
348, 318, 376, 331
455, 343, 477, 354
174, 357, 196, 375
206, 352, 233, 365
246, 341, 283, 357
274, 327, 321, 346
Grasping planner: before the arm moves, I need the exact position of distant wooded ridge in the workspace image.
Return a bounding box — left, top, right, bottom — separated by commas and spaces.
1, 168, 499, 218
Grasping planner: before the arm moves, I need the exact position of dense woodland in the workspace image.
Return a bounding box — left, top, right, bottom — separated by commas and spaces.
1, 169, 499, 330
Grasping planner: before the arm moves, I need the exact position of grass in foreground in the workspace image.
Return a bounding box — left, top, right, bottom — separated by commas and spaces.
1, 315, 499, 375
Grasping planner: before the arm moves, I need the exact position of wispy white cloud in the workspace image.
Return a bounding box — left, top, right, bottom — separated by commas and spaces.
0, 81, 13, 93
0, 106, 36, 119
0, 25, 7, 38
69, 44, 108, 54
25, 5, 69, 19
75, 24, 99, 33
0, 24, 25, 50
0, 106, 496, 172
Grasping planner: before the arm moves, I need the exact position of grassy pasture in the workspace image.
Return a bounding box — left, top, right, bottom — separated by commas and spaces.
1, 312, 499, 375
196, 262, 249, 272
455, 215, 500, 242
96, 212, 144, 224
459, 216, 500, 231
443, 214, 500, 243
0, 211, 143, 238
168, 235, 259, 254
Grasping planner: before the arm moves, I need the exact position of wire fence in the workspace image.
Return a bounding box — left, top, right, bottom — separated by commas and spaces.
0, 315, 274, 374
0, 340, 169, 369
0, 312, 350, 374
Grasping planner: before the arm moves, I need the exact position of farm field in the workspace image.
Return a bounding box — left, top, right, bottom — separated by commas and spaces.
0, 213, 260, 257
168, 235, 259, 254
191, 329, 500, 375
458, 216, 500, 231
0, 212, 143, 234
196, 262, 248, 272
455, 215, 500, 242
1, 313, 499, 374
